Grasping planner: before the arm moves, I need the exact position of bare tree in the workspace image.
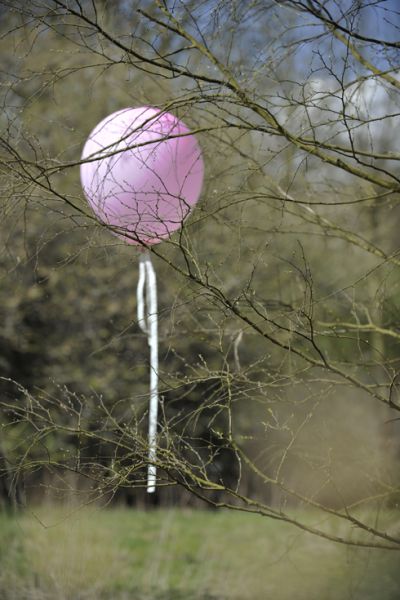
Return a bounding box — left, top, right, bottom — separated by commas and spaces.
1, 0, 400, 550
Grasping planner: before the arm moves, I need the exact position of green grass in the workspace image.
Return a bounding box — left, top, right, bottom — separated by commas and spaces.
0, 506, 399, 599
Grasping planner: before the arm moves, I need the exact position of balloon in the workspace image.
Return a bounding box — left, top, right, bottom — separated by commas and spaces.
80, 107, 204, 245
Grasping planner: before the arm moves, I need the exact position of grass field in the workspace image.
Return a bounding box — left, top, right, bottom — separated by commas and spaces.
0, 505, 399, 600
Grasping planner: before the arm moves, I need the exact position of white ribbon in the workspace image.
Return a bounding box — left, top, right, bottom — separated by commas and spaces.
137, 251, 158, 493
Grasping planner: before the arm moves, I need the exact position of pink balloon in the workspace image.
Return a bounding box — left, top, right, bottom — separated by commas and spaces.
80, 107, 204, 245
